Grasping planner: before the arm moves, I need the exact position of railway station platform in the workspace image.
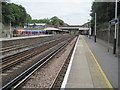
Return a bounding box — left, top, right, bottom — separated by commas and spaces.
0, 34, 51, 41
61, 35, 118, 88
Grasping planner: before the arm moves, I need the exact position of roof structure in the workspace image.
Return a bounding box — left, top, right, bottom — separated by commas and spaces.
28, 23, 46, 26
59, 27, 89, 31
35, 23, 46, 26
44, 27, 62, 31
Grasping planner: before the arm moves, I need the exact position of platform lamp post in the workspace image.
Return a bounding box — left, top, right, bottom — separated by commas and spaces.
108, 22, 111, 52
116, 18, 119, 56
94, 13, 97, 43
88, 19, 91, 39
10, 20, 12, 38
113, 0, 118, 54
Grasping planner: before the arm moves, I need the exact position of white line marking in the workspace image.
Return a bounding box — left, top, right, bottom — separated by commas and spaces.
61, 35, 79, 89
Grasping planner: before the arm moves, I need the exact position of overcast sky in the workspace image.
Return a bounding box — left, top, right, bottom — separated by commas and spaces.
11, 0, 93, 25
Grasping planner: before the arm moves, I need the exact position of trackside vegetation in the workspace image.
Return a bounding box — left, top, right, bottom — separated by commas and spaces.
2, 2, 67, 27
90, 2, 120, 30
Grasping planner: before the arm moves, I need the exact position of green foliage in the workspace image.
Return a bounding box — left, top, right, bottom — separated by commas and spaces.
2, 2, 32, 26
0, 29, 4, 33
90, 2, 120, 30
0, 2, 2, 23
2, 2, 66, 26
26, 14, 32, 23
97, 22, 109, 30
30, 16, 67, 26
30, 18, 50, 24
50, 16, 65, 25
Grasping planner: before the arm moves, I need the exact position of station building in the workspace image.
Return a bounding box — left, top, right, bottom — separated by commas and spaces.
24, 23, 46, 29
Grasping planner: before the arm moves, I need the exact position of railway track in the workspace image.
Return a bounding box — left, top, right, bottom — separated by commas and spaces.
1, 36, 71, 72
1, 35, 76, 89
0, 35, 65, 58
1, 35, 51, 48
0, 37, 73, 88
50, 36, 78, 89
1, 35, 66, 51
1, 36, 51, 52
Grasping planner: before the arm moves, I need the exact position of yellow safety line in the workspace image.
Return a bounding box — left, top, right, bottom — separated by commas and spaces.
82, 36, 113, 89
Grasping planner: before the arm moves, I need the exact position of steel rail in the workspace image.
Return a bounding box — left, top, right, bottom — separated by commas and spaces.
1, 37, 74, 90
1, 37, 67, 62
49, 36, 78, 89
1, 37, 69, 71
0, 36, 61, 56
0, 36, 52, 51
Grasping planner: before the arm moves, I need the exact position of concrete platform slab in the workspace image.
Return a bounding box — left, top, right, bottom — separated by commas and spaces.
65, 37, 93, 88
61, 35, 111, 88
0, 35, 51, 41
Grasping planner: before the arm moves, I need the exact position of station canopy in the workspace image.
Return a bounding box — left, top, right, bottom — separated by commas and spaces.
28, 23, 46, 26
44, 27, 62, 31
59, 27, 89, 31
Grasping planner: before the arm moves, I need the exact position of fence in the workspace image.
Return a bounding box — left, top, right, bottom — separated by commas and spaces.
95, 28, 120, 47
1, 25, 22, 38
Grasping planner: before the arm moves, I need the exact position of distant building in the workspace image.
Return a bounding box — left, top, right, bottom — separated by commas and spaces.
24, 23, 46, 29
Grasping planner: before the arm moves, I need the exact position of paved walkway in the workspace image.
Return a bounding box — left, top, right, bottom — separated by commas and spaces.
0, 35, 51, 41
84, 36, 118, 88
61, 35, 116, 88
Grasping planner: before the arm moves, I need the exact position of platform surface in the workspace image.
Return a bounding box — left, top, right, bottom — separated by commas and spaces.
61, 35, 118, 88
84, 36, 118, 88
0, 35, 51, 41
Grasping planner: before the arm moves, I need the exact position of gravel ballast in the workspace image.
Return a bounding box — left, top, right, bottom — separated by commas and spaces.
21, 37, 77, 88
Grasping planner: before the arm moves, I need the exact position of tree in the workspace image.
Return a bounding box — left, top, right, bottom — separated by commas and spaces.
50, 16, 65, 25
90, 2, 120, 29
30, 16, 67, 26
2, 2, 31, 26
26, 14, 32, 24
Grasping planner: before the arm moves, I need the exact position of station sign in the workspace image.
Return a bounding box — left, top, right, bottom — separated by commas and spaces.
109, 19, 119, 25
